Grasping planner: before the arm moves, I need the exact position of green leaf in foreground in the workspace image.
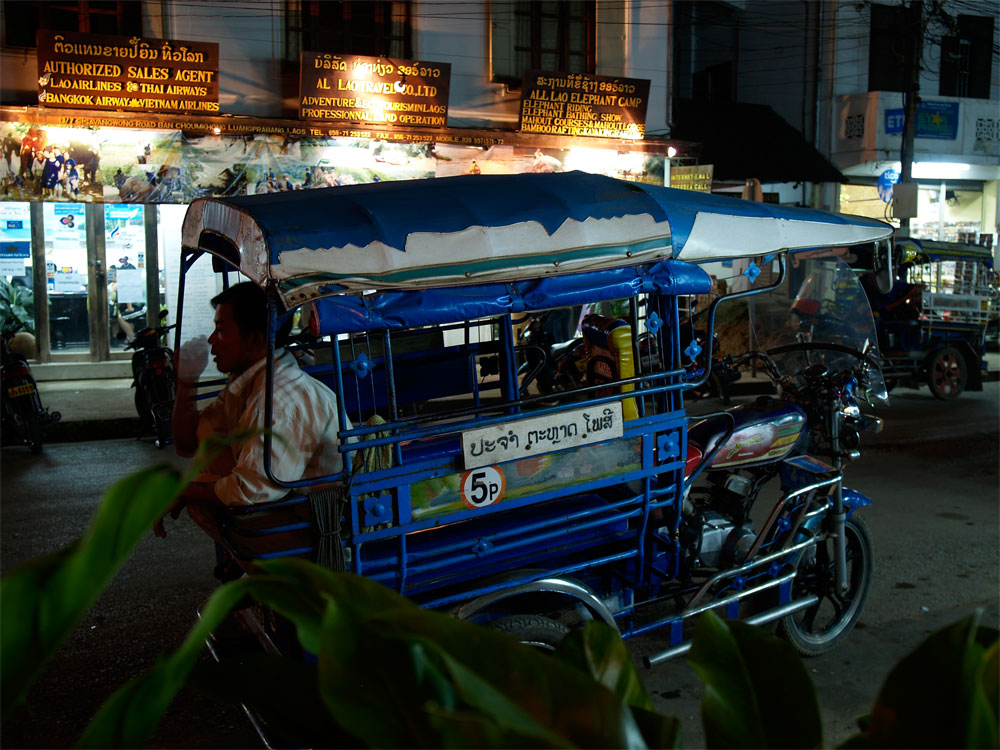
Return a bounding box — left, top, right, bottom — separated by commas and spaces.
136, 560, 661, 748
76, 578, 252, 748
842, 612, 999, 749
1, 464, 186, 723
688, 610, 822, 749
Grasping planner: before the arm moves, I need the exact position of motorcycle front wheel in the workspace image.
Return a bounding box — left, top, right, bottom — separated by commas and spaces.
778, 514, 873, 656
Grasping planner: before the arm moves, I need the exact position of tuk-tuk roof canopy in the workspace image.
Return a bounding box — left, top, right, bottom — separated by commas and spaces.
896, 237, 995, 268
181, 171, 893, 306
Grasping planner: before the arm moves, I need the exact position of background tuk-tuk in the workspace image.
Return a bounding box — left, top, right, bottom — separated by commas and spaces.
858, 238, 995, 399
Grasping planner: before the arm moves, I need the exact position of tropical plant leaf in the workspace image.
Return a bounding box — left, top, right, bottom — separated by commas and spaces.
188, 652, 357, 748
688, 610, 822, 749
840, 612, 999, 749
1, 464, 186, 723
688, 611, 764, 749
554, 620, 654, 710
245, 561, 656, 748
76, 578, 252, 748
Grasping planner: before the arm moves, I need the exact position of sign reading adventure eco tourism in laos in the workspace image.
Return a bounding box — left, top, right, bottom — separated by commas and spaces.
36, 30, 219, 114
518, 71, 650, 140
299, 53, 450, 128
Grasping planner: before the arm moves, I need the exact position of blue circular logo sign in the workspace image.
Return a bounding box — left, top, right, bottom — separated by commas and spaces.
877, 169, 899, 204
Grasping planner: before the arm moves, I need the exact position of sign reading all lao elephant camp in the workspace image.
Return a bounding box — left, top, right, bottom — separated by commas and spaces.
36, 30, 219, 114
299, 53, 450, 128
518, 70, 650, 140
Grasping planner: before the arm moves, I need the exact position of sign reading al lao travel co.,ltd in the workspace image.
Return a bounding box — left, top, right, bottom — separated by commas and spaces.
36, 30, 219, 114
518, 71, 650, 140
299, 53, 450, 128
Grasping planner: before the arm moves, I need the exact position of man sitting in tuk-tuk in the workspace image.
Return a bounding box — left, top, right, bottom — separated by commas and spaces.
154, 282, 347, 562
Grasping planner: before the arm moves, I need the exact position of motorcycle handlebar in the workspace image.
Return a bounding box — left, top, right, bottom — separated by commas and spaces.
125, 323, 177, 350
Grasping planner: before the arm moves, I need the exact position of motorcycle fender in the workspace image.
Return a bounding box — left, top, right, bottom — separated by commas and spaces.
791, 487, 873, 560
841, 487, 873, 520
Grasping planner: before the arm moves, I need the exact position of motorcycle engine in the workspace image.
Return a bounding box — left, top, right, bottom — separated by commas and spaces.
679, 473, 757, 570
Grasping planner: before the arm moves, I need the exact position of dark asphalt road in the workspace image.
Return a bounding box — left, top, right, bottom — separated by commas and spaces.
1, 382, 997, 748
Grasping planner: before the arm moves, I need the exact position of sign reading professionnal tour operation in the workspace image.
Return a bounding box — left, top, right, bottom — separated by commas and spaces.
299, 53, 450, 128
37, 31, 219, 114
518, 71, 650, 140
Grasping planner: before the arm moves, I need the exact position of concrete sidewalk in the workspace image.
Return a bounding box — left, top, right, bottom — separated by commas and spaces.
37, 378, 141, 443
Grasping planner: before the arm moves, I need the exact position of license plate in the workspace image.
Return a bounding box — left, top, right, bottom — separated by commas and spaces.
6, 383, 36, 398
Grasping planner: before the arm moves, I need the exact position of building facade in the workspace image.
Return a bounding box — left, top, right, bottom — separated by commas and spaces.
1, 0, 996, 377
0, 1, 685, 374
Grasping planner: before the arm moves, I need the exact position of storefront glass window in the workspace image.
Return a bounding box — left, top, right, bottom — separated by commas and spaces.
105, 204, 146, 346
911, 186, 984, 243
0, 203, 34, 354
42, 202, 88, 351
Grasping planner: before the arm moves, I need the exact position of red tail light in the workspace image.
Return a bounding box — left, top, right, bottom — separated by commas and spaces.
4, 364, 30, 379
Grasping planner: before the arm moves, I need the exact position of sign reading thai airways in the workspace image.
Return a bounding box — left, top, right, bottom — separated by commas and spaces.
518, 70, 650, 140
36, 30, 219, 114
299, 53, 451, 128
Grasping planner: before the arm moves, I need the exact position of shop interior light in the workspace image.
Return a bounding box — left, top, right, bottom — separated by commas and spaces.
913, 161, 972, 179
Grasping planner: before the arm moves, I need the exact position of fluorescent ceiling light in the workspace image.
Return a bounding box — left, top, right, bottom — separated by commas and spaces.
912, 162, 972, 179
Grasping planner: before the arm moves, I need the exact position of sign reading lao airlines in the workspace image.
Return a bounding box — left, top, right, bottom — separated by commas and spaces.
37, 30, 219, 114
518, 71, 650, 140
299, 53, 450, 128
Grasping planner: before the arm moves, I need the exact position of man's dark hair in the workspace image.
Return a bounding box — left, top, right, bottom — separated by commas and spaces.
211, 282, 292, 346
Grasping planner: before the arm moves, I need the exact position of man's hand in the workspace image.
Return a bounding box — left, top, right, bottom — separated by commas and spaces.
153, 498, 187, 538
176, 336, 209, 384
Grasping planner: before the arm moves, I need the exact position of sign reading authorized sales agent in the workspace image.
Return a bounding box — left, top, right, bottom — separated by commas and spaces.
37, 30, 219, 114
518, 70, 650, 140
299, 53, 450, 128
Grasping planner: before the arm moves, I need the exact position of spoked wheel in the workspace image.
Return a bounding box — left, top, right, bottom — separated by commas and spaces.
778, 515, 873, 656
490, 614, 569, 652
926, 346, 966, 400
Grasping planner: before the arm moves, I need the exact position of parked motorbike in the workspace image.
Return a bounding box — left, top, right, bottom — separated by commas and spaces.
122, 309, 176, 448
668, 258, 888, 660
1, 318, 60, 453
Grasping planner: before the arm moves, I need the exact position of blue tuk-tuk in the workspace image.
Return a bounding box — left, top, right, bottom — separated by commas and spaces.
176, 172, 893, 726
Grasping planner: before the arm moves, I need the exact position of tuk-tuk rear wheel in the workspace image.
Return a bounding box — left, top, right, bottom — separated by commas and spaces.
926, 346, 966, 400
490, 614, 569, 652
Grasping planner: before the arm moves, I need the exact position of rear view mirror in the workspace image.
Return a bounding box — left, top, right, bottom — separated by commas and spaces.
873, 238, 894, 293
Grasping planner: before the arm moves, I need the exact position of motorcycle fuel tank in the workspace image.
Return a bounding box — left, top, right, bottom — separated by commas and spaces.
688, 397, 807, 471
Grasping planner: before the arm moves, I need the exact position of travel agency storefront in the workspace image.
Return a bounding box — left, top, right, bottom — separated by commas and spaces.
1, 33, 682, 378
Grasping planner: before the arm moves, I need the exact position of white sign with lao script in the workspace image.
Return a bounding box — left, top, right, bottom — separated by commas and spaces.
462, 402, 624, 470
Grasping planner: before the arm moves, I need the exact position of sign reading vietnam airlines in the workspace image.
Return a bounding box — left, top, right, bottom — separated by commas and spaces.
36, 30, 219, 114
299, 53, 450, 128
518, 70, 650, 140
